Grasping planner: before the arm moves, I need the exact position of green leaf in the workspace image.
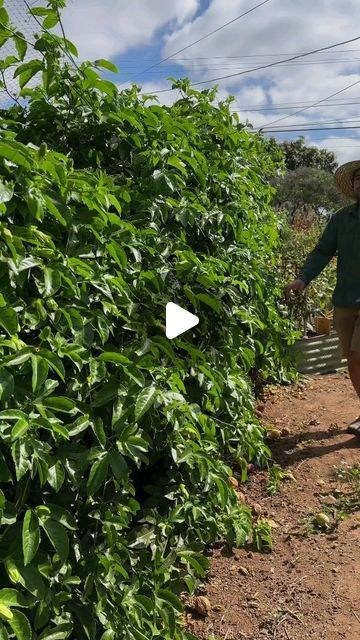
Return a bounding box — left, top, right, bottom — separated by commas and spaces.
166, 155, 188, 176
40, 350, 65, 381
41, 397, 77, 414
0, 143, 32, 169
109, 449, 128, 483
47, 461, 65, 492
15, 60, 43, 89
22, 510, 40, 566
0, 605, 12, 621
87, 455, 109, 495
11, 418, 30, 441
94, 58, 118, 73
97, 352, 131, 364
43, 11, 59, 29
43, 268, 61, 296
0, 368, 14, 402
0, 623, 8, 640
7, 610, 32, 640
5, 349, 32, 366
0, 180, 13, 203
157, 589, 183, 612
135, 386, 156, 422
68, 416, 90, 436
42, 520, 69, 563
31, 356, 48, 393
0, 308, 18, 336
14, 33, 27, 60
196, 292, 221, 312
43, 195, 68, 226
0, 410, 28, 421
5, 561, 45, 598
38, 623, 73, 639
0, 590, 28, 608
106, 241, 127, 268
0, 451, 12, 483
0, 7, 9, 25
92, 417, 106, 447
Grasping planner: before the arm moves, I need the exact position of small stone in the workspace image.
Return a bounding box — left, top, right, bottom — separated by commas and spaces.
238, 566, 249, 576
252, 503, 263, 515
193, 596, 211, 616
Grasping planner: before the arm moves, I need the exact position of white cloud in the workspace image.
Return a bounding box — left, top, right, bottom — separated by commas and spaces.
310, 136, 360, 166
61, 0, 200, 60
161, 0, 360, 140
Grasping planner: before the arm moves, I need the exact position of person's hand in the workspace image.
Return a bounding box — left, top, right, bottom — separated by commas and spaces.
284, 278, 306, 298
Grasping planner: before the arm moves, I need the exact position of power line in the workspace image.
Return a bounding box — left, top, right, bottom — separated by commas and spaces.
260, 77, 360, 131
261, 125, 360, 133
125, 0, 272, 83
230, 95, 360, 109
118, 48, 360, 62
230, 100, 360, 113
119, 57, 360, 73
144, 33, 360, 94
254, 117, 360, 128
193, 34, 360, 86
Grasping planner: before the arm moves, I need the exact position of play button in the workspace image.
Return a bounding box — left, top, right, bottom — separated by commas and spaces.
166, 302, 199, 339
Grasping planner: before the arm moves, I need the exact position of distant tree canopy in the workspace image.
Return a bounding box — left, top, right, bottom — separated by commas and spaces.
271, 136, 338, 173
272, 166, 349, 223
267, 136, 349, 224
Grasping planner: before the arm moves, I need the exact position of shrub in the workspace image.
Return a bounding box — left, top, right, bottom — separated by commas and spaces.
0, 4, 298, 638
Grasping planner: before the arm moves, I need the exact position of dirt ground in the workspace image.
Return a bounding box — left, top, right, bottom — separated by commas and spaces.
186, 370, 360, 640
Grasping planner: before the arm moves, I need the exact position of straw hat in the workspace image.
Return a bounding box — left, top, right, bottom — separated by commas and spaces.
334, 160, 360, 200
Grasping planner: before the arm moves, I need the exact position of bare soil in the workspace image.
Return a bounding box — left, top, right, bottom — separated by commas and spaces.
186, 370, 360, 640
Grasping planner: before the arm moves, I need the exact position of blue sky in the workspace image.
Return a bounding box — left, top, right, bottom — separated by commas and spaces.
6, 0, 360, 165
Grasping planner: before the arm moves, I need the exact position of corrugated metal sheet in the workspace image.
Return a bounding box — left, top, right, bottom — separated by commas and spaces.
290, 329, 347, 374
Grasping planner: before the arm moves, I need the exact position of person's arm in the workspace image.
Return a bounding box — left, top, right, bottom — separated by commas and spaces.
296, 213, 339, 285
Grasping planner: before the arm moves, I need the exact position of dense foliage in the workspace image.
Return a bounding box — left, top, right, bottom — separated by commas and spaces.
0, 2, 299, 638
272, 166, 349, 221
279, 212, 337, 329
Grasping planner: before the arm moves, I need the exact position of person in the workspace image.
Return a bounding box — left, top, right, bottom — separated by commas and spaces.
284, 160, 360, 437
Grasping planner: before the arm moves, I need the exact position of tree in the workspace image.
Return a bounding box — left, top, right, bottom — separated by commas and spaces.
271, 136, 338, 172
272, 166, 349, 224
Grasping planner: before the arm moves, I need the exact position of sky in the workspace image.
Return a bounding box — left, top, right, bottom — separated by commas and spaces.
5, 0, 360, 165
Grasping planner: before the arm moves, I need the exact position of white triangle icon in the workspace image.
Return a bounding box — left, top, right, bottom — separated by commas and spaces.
166, 302, 199, 339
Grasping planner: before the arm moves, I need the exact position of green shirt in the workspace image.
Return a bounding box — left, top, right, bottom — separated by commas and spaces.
297, 201, 360, 308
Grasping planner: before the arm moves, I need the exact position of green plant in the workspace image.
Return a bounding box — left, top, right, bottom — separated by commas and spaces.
0, 2, 299, 638
266, 463, 296, 495
278, 211, 337, 333
253, 519, 273, 553
333, 463, 360, 514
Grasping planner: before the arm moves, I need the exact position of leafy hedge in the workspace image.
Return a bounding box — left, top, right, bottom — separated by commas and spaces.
279, 211, 336, 332
0, 3, 298, 639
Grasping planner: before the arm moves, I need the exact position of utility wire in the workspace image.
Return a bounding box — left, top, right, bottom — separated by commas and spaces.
261, 125, 360, 133
144, 33, 360, 94
230, 100, 360, 113
120, 57, 360, 73
125, 0, 272, 82
259, 77, 360, 131
120, 48, 360, 62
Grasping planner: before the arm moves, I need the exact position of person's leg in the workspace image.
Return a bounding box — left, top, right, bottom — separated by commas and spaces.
333, 307, 360, 434
348, 350, 360, 399
345, 311, 360, 434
